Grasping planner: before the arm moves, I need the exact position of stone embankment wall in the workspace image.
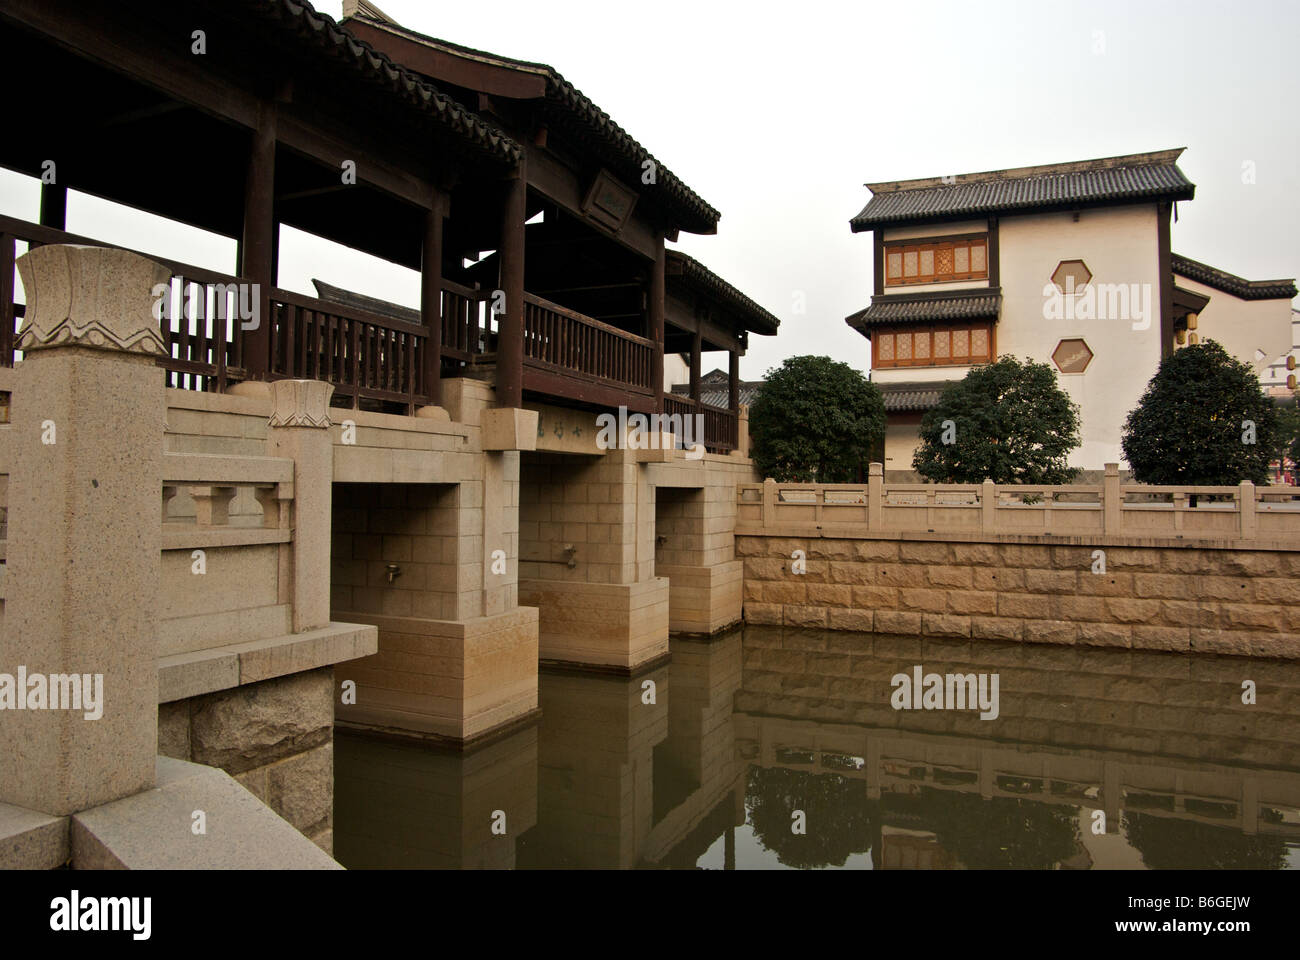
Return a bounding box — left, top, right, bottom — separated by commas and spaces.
739, 537, 1300, 658
159, 668, 335, 853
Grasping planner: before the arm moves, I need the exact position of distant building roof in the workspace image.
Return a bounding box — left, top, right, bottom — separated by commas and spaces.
312, 279, 420, 323
666, 251, 780, 336
850, 148, 1195, 232
670, 368, 765, 408
1172, 254, 1297, 301
846, 291, 1001, 333
875, 380, 955, 412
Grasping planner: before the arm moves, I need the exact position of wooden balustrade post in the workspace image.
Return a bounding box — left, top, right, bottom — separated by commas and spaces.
420, 190, 445, 408
1239, 480, 1257, 540
868, 462, 883, 529
1102, 462, 1121, 534
981, 478, 996, 533
496, 161, 526, 408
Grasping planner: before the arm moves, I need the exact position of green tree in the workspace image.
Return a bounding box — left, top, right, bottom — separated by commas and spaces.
1121, 340, 1278, 485
912, 355, 1081, 483
748, 355, 885, 482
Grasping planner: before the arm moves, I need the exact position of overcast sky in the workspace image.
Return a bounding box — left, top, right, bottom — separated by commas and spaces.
2, 0, 1296, 381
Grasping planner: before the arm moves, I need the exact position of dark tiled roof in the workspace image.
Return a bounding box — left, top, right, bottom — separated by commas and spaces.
846, 291, 1001, 332
1172, 254, 1297, 301
875, 380, 955, 412
252, 1, 520, 164
344, 15, 718, 234
670, 376, 765, 408
666, 251, 780, 335
850, 149, 1194, 232
312, 279, 420, 323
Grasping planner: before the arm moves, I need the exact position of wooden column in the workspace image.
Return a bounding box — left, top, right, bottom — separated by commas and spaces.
728, 348, 740, 447
690, 328, 702, 403
496, 162, 526, 408
239, 102, 276, 378
39, 183, 67, 231
650, 235, 665, 412
421, 190, 445, 407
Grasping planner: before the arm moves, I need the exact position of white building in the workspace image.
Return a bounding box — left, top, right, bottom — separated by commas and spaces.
1259, 308, 1300, 398
845, 148, 1297, 472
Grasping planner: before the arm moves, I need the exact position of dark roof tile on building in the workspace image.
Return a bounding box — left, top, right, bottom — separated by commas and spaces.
846, 291, 1001, 332
1172, 253, 1297, 301
254, 0, 520, 165
875, 380, 955, 412
312, 279, 420, 323
343, 14, 718, 233
670, 369, 765, 408
666, 251, 780, 336
850, 148, 1194, 232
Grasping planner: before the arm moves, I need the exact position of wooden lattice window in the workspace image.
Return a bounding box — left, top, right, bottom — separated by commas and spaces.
872, 321, 994, 369
885, 236, 988, 286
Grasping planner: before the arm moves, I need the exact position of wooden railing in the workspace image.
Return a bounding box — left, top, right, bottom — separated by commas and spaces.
268, 288, 431, 410
735, 466, 1300, 543
522, 291, 653, 395
0, 215, 247, 391
440, 278, 491, 365
663, 394, 738, 453
0, 215, 720, 418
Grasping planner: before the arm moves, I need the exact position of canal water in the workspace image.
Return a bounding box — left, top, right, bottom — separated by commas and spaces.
333, 626, 1300, 869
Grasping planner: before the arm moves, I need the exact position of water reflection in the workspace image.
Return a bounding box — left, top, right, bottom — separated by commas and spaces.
334, 626, 1300, 869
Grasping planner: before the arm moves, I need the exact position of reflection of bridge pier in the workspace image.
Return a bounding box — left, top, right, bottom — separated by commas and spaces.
519, 632, 745, 868
333, 727, 538, 869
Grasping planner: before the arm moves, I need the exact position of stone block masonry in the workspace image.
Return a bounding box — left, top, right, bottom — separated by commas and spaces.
738, 535, 1300, 657
157, 667, 337, 854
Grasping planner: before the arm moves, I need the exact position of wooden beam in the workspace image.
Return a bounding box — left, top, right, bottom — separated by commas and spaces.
496, 161, 527, 408
650, 234, 665, 413
277, 112, 435, 210
39, 182, 67, 231
522, 366, 655, 413
240, 101, 276, 378
0, 0, 261, 128
728, 348, 740, 447
690, 328, 701, 404
421, 190, 445, 408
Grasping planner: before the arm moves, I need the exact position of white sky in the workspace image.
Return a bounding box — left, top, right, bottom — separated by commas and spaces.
2, 0, 1296, 381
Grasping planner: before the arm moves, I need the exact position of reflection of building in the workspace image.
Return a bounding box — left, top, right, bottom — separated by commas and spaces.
845, 149, 1297, 471
878, 826, 959, 869
734, 625, 1300, 868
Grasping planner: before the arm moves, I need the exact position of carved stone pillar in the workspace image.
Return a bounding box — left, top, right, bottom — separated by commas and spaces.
267, 379, 334, 632
0, 244, 167, 816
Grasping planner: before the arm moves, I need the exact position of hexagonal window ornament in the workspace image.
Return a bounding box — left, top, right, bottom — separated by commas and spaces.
1051, 259, 1092, 294
1052, 338, 1093, 374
